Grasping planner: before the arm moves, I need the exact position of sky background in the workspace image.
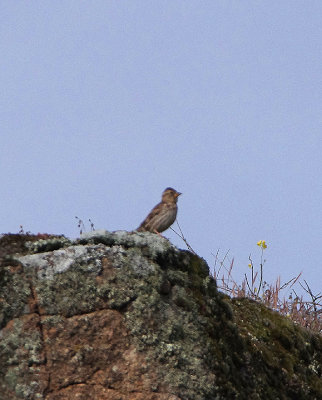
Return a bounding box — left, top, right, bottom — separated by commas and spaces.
1, 2, 321, 298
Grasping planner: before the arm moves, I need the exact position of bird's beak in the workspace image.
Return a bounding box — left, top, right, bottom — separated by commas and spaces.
176, 192, 182, 198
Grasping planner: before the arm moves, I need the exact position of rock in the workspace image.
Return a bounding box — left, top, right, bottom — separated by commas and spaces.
0, 231, 321, 400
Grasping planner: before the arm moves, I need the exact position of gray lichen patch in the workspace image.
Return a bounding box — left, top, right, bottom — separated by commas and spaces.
77, 230, 178, 261
106, 245, 158, 276
0, 318, 43, 366
15, 238, 169, 317
0, 314, 45, 399
124, 285, 219, 399
25, 236, 72, 254
0, 265, 32, 329
16, 244, 106, 280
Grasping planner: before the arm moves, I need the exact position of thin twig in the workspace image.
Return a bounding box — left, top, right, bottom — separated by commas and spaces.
170, 220, 197, 254
211, 249, 220, 277
244, 273, 256, 297
280, 272, 302, 290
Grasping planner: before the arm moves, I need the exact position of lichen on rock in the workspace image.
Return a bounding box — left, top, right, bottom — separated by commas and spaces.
0, 231, 321, 400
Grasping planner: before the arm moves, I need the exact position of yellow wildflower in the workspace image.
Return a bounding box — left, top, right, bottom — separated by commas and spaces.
257, 240, 267, 249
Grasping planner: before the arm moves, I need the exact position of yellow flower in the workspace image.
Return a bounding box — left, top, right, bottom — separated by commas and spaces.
257, 240, 267, 249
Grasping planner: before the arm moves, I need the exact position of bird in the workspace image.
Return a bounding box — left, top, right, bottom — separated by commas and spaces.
137, 188, 182, 234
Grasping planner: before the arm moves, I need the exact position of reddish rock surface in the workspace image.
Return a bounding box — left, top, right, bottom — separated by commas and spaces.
1, 309, 180, 400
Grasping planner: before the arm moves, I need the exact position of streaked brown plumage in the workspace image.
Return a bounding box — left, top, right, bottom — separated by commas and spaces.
137, 188, 182, 233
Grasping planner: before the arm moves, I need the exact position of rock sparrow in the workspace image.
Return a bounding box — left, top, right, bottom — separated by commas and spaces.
137, 188, 182, 233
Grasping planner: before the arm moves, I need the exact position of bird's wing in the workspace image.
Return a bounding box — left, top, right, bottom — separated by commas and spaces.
137, 202, 162, 231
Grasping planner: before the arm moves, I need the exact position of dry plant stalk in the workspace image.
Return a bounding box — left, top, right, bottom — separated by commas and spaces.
213, 243, 321, 334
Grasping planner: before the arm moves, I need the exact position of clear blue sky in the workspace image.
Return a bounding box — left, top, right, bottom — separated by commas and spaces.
1, 2, 321, 297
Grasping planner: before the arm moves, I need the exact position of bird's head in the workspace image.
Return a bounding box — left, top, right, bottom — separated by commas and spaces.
162, 187, 182, 203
